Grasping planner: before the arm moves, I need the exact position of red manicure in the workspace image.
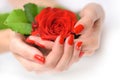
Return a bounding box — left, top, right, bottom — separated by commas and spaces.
35, 42, 46, 48
76, 42, 82, 50
73, 24, 84, 34
68, 34, 74, 45
59, 35, 65, 44
34, 54, 45, 64
79, 52, 84, 58
26, 38, 35, 44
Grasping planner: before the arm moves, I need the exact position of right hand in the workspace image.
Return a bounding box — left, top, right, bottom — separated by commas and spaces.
9, 31, 54, 72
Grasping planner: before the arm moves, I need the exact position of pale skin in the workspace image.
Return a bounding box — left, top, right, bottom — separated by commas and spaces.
0, 0, 105, 73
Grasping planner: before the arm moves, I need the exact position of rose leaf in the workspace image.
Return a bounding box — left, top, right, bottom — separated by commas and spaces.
6, 23, 32, 35
0, 13, 9, 30
4, 9, 28, 23
0, 23, 9, 30
76, 13, 81, 20
24, 3, 38, 23
0, 13, 9, 23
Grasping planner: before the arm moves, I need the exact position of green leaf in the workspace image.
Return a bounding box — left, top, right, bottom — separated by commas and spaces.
6, 23, 32, 35
37, 6, 45, 13
0, 13, 9, 30
76, 13, 81, 20
24, 3, 38, 23
0, 23, 9, 29
4, 9, 28, 23
0, 13, 9, 23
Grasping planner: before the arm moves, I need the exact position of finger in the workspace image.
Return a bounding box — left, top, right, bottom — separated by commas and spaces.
45, 35, 64, 69
68, 41, 82, 66
80, 3, 105, 21
83, 50, 95, 56
13, 54, 46, 72
73, 16, 93, 35
26, 36, 54, 49
75, 25, 100, 55
55, 34, 74, 71
76, 41, 98, 57
10, 37, 45, 64
80, 35, 99, 52
73, 3, 104, 35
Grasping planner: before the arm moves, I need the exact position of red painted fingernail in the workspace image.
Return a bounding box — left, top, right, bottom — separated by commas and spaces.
35, 42, 46, 48
79, 52, 84, 58
59, 35, 65, 44
68, 34, 74, 45
76, 42, 82, 50
26, 38, 35, 44
34, 54, 45, 64
73, 24, 84, 34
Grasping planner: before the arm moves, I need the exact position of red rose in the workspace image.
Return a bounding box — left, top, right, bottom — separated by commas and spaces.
32, 7, 78, 41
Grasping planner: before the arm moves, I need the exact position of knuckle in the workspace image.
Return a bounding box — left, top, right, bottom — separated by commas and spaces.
92, 42, 100, 50
87, 16, 94, 25
22, 50, 34, 60
35, 71, 43, 74
55, 67, 65, 72
24, 65, 33, 72
94, 45, 100, 50
73, 54, 79, 61
23, 53, 31, 59
75, 59, 79, 63
9, 39, 16, 51
89, 39, 100, 50
84, 50, 95, 56
73, 53, 78, 58
45, 62, 56, 69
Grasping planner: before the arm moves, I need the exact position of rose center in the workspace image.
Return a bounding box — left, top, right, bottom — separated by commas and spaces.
50, 20, 64, 35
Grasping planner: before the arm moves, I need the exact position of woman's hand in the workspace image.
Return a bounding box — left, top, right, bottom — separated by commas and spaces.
69, 3, 105, 65
69, 3, 105, 66
75, 3, 105, 55
28, 34, 77, 72
0, 29, 11, 53
9, 31, 54, 72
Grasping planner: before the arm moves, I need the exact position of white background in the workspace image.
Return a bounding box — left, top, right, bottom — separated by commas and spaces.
0, 0, 120, 80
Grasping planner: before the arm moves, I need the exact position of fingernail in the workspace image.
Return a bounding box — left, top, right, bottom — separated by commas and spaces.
34, 54, 45, 64
68, 34, 74, 45
79, 52, 84, 58
76, 42, 82, 50
26, 38, 35, 44
35, 42, 46, 48
59, 35, 65, 44
73, 24, 84, 34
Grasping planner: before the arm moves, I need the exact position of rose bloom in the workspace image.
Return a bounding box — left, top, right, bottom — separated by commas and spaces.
32, 7, 78, 41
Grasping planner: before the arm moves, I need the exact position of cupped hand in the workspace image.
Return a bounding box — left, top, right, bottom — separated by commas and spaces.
69, 3, 105, 67
9, 31, 54, 72
74, 3, 105, 56
28, 34, 78, 72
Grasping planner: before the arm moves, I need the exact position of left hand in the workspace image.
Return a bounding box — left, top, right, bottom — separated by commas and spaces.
68, 3, 105, 67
